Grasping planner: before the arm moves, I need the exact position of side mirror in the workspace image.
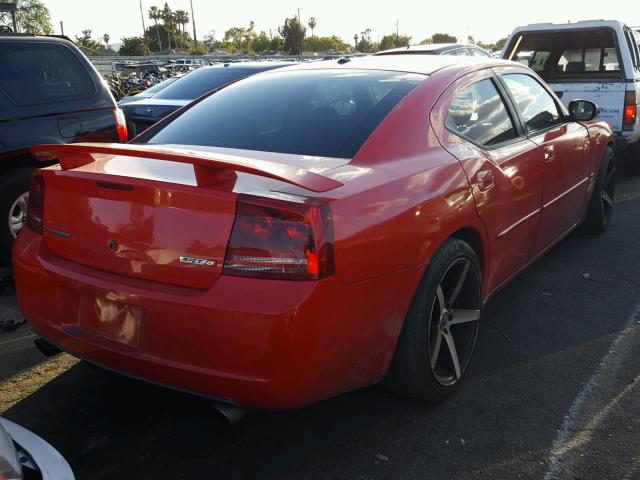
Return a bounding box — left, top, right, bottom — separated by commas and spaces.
568, 100, 598, 121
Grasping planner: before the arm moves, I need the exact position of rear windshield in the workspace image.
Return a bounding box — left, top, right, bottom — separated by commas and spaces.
504, 28, 624, 81
153, 67, 262, 100
146, 69, 424, 158
0, 41, 94, 106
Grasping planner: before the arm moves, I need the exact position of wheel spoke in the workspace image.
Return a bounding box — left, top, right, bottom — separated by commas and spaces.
605, 166, 615, 185
450, 309, 481, 325
443, 330, 462, 379
602, 191, 614, 208
447, 259, 470, 306
430, 329, 443, 368
436, 285, 445, 315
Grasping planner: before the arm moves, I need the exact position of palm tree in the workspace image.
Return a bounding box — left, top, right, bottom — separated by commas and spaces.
162, 3, 173, 52
174, 10, 189, 50
308, 17, 316, 37
103, 33, 110, 50
148, 6, 162, 52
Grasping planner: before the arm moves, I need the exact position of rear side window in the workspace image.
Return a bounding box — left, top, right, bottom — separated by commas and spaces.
502, 74, 561, 135
147, 70, 424, 158
153, 68, 259, 100
0, 42, 94, 106
445, 79, 517, 147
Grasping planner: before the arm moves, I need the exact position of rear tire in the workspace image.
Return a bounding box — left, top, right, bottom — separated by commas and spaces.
626, 142, 640, 175
0, 167, 34, 263
584, 146, 615, 234
383, 238, 482, 403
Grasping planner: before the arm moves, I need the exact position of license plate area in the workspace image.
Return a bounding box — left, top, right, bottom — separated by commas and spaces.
78, 295, 143, 347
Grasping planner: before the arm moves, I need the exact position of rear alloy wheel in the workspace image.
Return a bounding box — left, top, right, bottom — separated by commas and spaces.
9, 192, 29, 239
429, 258, 481, 386
384, 238, 482, 402
584, 146, 615, 234
0, 167, 34, 262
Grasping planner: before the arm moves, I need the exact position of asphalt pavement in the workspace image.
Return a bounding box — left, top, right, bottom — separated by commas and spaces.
1, 165, 639, 480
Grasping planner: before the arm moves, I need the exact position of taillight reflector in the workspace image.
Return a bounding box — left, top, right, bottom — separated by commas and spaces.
26, 172, 45, 233
113, 108, 128, 143
223, 195, 334, 280
624, 91, 637, 128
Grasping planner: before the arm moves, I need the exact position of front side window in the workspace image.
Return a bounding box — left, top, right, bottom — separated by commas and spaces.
445, 78, 517, 146
502, 74, 561, 135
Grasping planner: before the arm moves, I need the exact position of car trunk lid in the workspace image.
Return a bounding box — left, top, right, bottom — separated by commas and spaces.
32, 143, 343, 289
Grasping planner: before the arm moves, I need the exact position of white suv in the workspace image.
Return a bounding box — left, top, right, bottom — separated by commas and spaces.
502, 20, 640, 171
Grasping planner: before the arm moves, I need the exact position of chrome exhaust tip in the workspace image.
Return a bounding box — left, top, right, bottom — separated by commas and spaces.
212, 402, 247, 424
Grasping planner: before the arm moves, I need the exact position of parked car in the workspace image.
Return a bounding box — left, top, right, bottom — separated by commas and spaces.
174, 58, 207, 66
15, 55, 615, 414
501, 20, 640, 171
117, 75, 181, 105
0, 34, 127, 263
120, 63, 169, 77
121, 61, 293, 139
0, 416, 74, 479
376, 43, 491, 57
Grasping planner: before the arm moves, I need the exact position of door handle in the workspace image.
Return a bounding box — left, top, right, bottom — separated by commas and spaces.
543, 145, 556, 162
477, 170, 494, 192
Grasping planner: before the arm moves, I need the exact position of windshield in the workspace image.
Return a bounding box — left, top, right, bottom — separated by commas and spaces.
146, 69, 424, 158
152, 67, 259, 100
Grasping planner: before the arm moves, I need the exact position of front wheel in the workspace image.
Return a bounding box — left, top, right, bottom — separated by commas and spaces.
0, 167, 34, 262
383, 238, 483, 403
584, 146, 615, 234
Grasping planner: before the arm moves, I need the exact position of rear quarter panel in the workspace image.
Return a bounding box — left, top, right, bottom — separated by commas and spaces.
326, 76, 489, 288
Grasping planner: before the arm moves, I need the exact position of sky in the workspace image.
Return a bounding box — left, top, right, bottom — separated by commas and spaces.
43, 0, 640, 46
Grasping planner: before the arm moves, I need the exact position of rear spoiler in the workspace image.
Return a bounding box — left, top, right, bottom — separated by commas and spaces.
29, 143, 344, 193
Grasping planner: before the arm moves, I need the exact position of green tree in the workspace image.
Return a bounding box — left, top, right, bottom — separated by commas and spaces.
148, 5, 163, 52
0, 0, 52, 34
174, 10, 189, 50
431, 32, 457, 44
356, 28, 376, 53
252, 31, 270, 54
269, 35, 283, 52
279, 16, 305, 55
303, 35, 349, 53
75, 29, 101, 52
222, 21, 256, 53
119, 36, 148, 56
379, 33, 411, 51
161, 3, 173, 51
308, 17, 316, 37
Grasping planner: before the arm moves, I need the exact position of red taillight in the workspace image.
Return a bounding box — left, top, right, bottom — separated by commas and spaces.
113, 107, 128, 143
223, 194, 334, 280
26, 172, 45, 233
624, 91, 637, 129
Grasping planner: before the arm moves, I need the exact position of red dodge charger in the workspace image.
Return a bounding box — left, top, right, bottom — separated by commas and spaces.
13, 56, 615, 412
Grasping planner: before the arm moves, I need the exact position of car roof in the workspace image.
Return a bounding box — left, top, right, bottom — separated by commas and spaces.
0, 34, 75, 44
512, 19, 627, 32
207, 60, 297, 70
376, 43, 482, 55
270, 54, 516, 77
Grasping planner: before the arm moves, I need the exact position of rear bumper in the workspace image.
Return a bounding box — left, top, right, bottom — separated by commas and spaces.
13, 229, 422, 410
